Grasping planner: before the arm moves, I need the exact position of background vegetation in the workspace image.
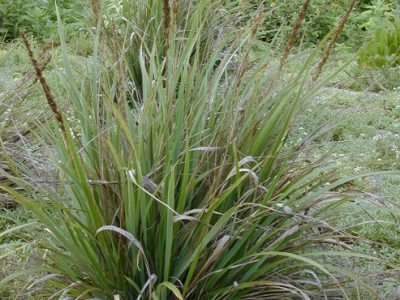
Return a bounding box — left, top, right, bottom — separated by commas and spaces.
0, 0, 86, 41
229, 0, 398, 48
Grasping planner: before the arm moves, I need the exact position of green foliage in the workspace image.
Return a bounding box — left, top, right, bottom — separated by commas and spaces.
0, 1, 393, 299
1, 0, 400, 299
229, 0, 338, 45
356, 0, 397, 31
358, 19, 400, 68
0, 0, 86, 41
228, 0, 397, 48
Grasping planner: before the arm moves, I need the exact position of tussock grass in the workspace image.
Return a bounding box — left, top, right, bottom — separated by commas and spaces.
0, 0, 396, 299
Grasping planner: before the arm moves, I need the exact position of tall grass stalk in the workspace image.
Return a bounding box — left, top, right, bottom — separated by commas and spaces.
20, 32, 66, 138
313, 0, 358, 80
0, 41, 58, 209
280, 0, 311, 67
0, 0, 389, 299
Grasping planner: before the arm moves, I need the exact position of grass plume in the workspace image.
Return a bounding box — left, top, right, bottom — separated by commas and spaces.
280, 0, 311, 67
163, 0, 171, 55
20, 31, 66, 138
313, 0, 358, 80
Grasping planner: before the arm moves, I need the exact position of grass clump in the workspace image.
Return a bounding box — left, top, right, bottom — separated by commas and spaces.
0, 0, 396, 299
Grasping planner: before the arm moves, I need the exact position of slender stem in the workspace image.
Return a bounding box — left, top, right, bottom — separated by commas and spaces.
313, 0, 357, 80
20, 32, 67, 140
280, 0, 311, 67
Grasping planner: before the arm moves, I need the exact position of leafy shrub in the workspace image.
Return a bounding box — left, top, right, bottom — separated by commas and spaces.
358, 19, 400, 68
356, 0, 397, 31
0, 0, 86, 41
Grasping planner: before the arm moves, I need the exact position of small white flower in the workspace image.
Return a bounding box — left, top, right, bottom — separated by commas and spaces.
372, 134, 382, 141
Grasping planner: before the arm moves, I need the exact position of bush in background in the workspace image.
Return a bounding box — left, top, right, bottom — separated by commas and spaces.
358, 18, 400, 68
228, 0, 397, 49
0, 0, 86, 41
